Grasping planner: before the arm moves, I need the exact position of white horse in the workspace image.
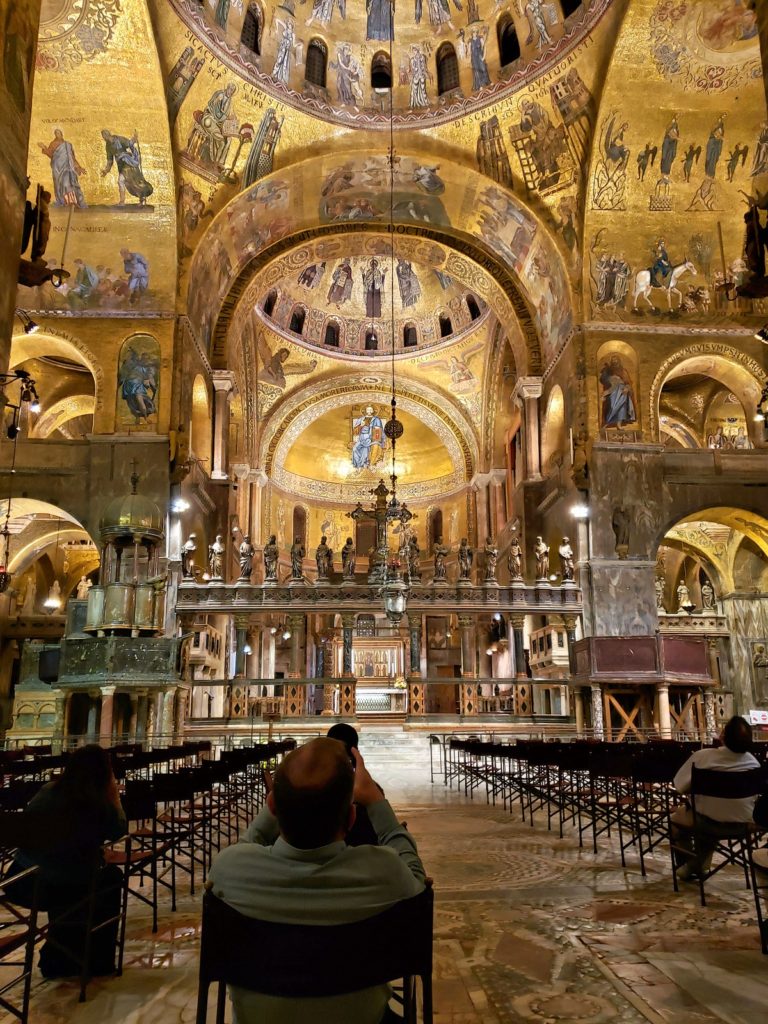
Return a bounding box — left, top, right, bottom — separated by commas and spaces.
632, 259, 696, 311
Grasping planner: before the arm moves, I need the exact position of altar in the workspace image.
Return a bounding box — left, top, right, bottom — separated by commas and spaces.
332, 636, 408, 715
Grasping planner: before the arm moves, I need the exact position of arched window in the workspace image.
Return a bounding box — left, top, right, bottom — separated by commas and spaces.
324, 322, 340, 347
240, 3, 262, 55
403, 324, 417, 347
263, 289, 277, 317
428, 508, 443, 549
497, 15, 521, 67
466, 294, 481, 320
436, 43, 460, 96
292, 505, 307, 548
364, 329, 378, 351
371, 51, 392, 90
305, 39, 327, 88
289, 306, 306, 334
561, 0, 582, 16
439, 313, 453, 338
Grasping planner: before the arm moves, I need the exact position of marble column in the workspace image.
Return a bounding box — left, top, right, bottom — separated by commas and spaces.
590, 684, 604, 740
136, 694, 148, 742
99, 686, 116, 745
234, 617, 248, 678
409, 616, 422, 676
211, 371, 235, 480
656, 683, 672, 740
341, 614, 354, 676
152, 691, 164, 741
321, 682, 337, 716
703, 690, 717, 742
573, 687, 585, 735
563, 615, 578, 675
128, 693, 139, 741
512, 377, 543, 480
248, 468, 268, 546
458, 615, 475, 678
53, 693, 68, 748
490, 471, 507, 534
87, 699, 98, 742
162, 687, 177, 740
288, 614, 305, 679
510, 614, 527, 679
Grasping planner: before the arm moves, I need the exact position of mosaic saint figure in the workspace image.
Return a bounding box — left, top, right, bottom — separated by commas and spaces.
599, 354, 636, 428
362, 258, 386, 318
705, 113, 727, 178
751, 122, 768, 177
407, 535, 421, 580
469, 26, 490, 90
352, 405, 385, 469
100, 129, 154, 205
194, 83, 238, 168
298, 262, 326, 288
120, 249, 149, 303
39, 129, 87, 208
263, 534, 279, 582
330, 44, 362, 106
396, 259, 421, 308
327, 259, 354, 305
306, 0, 346, 28
118, 344, 157, 422
367, 0, 394, 40
425, 0, 453, 30
273, 18, 297, 84
407, 45, 431, 108
518, 0, 555, 51
215, 0, 230, 27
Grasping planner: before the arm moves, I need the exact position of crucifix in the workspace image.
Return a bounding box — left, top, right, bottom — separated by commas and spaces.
347, 478, 413, 585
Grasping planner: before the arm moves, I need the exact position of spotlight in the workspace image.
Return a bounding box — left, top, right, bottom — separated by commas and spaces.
754, 325, 768, 343
571, 504, 590, 520
171, 498, 190, 513
282, 628, 292, 640
243, 643, 252, 655
29, 399, 40, 414
270, 626, 278, 635
493, 612, 502, 621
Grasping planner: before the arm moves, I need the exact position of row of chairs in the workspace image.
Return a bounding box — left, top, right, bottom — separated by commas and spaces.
0, 740, 295, 1020
445, 737, 768, 946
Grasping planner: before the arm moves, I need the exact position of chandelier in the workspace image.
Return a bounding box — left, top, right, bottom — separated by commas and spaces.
379, 31, 409, 626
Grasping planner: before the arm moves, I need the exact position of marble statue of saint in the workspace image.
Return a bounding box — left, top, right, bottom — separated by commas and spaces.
534, 536, 550, 580
655, 576, 665, 612
208, 535, 225, 579
290, 537, 305, 579
676, 581, 691, 613
76, 575, 92, 600
316, 535, 332, 579
263, 534, 279, 582
407, 535, 421, 580
484, 537, 498, 582
458, 538, 473, 580
341, 537, 356, 578
238, 535, 255, 581
22, 580, 36, 615
508, 537, 523, 580
701, 579, 716, 611
433, 535, 448, 581
558, 537, 574, 582
181, 533, 197, 579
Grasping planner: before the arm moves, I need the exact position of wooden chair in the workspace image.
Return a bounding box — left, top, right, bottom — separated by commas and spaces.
0, 866, 39, 1024
669, 765, 765, 907
196, 881, 434, 1024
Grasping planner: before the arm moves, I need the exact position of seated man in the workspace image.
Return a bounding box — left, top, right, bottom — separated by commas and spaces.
671, 715, 759, 879
208, 737, 426, 1023
327, 722, 381, 846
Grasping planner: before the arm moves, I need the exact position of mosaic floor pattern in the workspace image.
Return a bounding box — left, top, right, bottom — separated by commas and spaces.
2, 733, 768, 1023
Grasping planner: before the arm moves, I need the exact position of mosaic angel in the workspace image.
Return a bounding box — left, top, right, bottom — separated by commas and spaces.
272, 18, 302, 84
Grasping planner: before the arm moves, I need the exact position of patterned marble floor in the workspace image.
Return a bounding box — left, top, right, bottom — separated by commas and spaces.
2, 732, 768, 1024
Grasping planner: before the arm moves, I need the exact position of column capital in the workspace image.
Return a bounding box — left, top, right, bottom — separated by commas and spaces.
563, 615, 578, 631
341, 613, 356, 629
234, 614, 251, 629
211, 370, 236, 394
100, 685, 117, 697
288, 613, 306, 630
457, 614, 474, 628
512, 376, 543, 405
248, 468, 269, 487
489, 468, 507, 487
469, 472, 493, 491
510, 613, 526, 630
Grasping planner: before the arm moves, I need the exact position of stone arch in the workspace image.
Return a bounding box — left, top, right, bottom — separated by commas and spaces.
649, 343, 765, 445
10, 327, 104, 413
185, 153, 573, 377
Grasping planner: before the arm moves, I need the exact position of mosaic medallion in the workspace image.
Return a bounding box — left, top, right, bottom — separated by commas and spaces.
37, 0, 122, 71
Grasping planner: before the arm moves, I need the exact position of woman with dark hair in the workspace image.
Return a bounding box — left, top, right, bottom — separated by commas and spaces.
5, 744, 126, 979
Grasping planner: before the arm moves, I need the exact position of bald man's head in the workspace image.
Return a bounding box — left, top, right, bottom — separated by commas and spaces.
270, 737, 355, 849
